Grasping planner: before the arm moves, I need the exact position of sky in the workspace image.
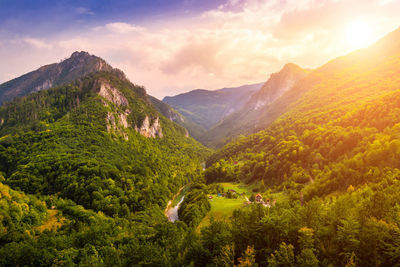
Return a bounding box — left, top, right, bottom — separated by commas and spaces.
1, 0, 400, 98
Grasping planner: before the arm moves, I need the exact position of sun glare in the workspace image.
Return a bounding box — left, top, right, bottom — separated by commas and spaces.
346, 20, 373, 48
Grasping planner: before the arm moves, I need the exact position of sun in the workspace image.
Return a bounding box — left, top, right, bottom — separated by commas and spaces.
346, 20, 373, 48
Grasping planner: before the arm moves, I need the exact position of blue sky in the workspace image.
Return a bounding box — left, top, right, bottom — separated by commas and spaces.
1, 0, 400, 98
0, 0, 226, 36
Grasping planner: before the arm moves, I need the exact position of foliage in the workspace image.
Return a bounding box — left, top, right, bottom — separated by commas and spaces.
178, 183, 211, 227
0, 71, 210, 266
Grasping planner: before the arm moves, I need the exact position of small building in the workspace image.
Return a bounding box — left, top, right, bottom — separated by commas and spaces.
255, 193, 263, 203
229, 189, 237, 193
263, 198, 271, 208
208, 195, 213, 199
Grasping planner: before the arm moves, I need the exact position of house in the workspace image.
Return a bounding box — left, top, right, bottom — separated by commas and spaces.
255, 193, 263, 203
263, 198, 271, 208
229, 189, 237, 193
208, 195, 213, 199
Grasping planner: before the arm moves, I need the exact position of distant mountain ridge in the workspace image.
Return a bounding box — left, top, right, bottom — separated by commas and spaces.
163, 82, 263, 130
201, 63, 310, 147
149, 95, 207, 140
0, 51, 114, 104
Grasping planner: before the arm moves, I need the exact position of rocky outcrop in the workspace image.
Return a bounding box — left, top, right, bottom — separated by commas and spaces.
34, 80, 53, 92
135, 116, 163, 138
200, 63, 310, 147
248, 63, 307, 111
98, 81, 128, 107
98, 80, 162, 139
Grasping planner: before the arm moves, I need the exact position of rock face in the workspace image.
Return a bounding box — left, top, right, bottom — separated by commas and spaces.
0, 51, 114, 104
98, 80, 162, 139
99, 81, 128, 107
200, 63, 310, 147
135, 116, 163, 138
246, 63, 308, 111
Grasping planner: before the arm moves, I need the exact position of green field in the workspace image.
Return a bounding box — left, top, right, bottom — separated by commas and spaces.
197, 183, 250, 230
197, 194, 247, 230
197, 183, 289, 230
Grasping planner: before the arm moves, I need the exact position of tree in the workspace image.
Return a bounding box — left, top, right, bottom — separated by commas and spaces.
237, 246, 258, 267
268, 242, 295, 267
296, 228, 319, 267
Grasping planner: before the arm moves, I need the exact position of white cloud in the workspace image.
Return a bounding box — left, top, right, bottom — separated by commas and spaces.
23, 38, 52, 49
103, 22, 145, 34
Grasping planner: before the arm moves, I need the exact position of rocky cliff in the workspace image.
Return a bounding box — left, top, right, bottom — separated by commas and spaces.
98, 79, 162, 139
200, 64, 310, 147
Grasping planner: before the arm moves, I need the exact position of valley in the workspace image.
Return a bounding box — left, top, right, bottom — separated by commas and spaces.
1, 7, 400, 266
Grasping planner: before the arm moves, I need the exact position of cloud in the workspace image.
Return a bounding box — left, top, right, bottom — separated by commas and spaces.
161, 38, 224, 75
23, 38, 52, 49
103, 22, 145, 34
75, 7, 94, 15
1, 0, 400, 98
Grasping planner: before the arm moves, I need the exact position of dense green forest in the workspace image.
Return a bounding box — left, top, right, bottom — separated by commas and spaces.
198, 29, 400, 266
2, 28, 400, 266
0, 70, 213, 265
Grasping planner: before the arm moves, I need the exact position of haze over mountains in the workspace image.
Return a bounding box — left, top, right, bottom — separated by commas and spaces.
163, 83, 263, 130
0, 52, 314, 148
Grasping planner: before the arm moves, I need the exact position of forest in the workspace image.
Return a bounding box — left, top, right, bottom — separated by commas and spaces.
1, 29, 400, 266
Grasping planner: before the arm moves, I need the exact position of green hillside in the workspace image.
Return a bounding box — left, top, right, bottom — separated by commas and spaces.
0, 70, 211, 265
196, 27, 400, 266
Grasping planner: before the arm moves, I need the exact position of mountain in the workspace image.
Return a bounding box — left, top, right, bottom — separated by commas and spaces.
202, 63, 309, 147
162, 82, 263, 130
200, 27, 400, 266
0, 56, 211, 264
0, 51, 114, 104
207, 26, 400, 193
149, 95, 206, 140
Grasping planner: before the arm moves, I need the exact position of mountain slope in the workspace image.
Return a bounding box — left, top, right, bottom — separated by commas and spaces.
163, 82, 263, 130
149, 95, 206, 140
202, 63, 309, 147
200, 28, 400, 266
0, 70, 209, 216
0, 55, 212, 265
0, 51, 114, 104
206, 26, 400, 194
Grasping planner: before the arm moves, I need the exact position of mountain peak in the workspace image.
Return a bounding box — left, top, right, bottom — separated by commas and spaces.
281, 63, 302, 72
0, 51, 116, 104
70, 51, 90, 58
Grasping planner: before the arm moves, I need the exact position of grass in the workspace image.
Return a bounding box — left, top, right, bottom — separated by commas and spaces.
197, 182, 251, 230
218, 182, 252, 196
197, 194, 247, 230
197, 182, 289, 231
